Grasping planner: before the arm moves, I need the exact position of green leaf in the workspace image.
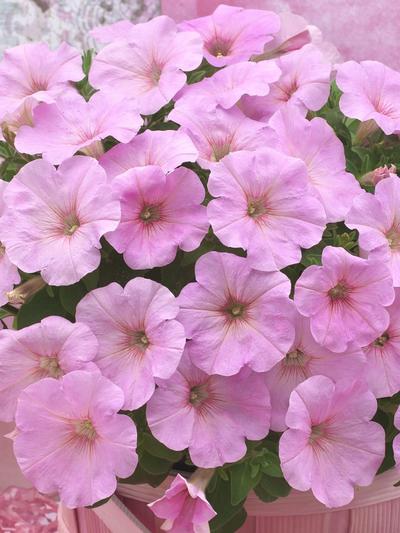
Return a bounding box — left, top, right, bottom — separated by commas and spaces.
138, 450, 174, 476
82, 269, 99, 291
119, 464, 168, 488
253, 449, 283, 478
258, 475, 291, 498
140, 432, 182, 462
59, 282, 87, 315
207, 477, 245, 532
86, 496, 112, 509
16, 288, 68, 329
229, 462, 260, 506
253, 484, 278, 503
211, 508, 247, 533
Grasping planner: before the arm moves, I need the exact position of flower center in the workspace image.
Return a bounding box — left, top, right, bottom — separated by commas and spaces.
386, 226, 400, 250
189, 384, 209, 407
130, 330, 150, 351
0, 242, 5, 257
374, 332, 390, 347
309, 423, 325, 443
39, 356, 63, 378
227, 302, 245, 318
75, 419, 97, 441
247, 198, 267, 219
151, 62, 162, 83
63, 213, 80, 236
284, 349, 306, 367
208, 39, 232, 58
328, 283, 349, 301
210, 141, 231, 162
139, 205, 161, 223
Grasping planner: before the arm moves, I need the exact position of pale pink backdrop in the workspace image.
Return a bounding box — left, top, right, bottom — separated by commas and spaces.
161, 0, 400, 70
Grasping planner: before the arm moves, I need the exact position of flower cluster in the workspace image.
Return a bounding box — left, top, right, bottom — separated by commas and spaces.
0, 4, 400, 532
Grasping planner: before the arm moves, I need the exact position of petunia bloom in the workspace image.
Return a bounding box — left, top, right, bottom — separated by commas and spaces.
0, 157, 120, 286
99, 129, 198, 181
179, 4, 280, 67
90, 16, 203, 115
240, 44, 331, 122
106, 165, 208, 269
13, 370, 138, 508
280, 376, 385, 508
207, 149, 326, 271
266, 310, 366, 431
174, 60, 281, 112
346, 176, 400, 286
75, 277, 186, 410
294, 246, 395, 353
0, 181, 20, 306
363, 289, 400, 398
147, 349, 271, 468
0, 42, 82, 127
0, 316, 98, 422
265, 107, 360, 223
149, 471, 216, 533
177, 252, 295, 376
169, 104, 272, 169
15, 92, 142, 165
336, 60, 400, 135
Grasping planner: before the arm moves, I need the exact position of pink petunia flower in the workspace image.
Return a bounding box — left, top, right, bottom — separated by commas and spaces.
0, 181, 20, 306
0, 42, 82, 127
147, 348, 271, 467
179, 4, 280, 67
336, 60, 400, 135
207, 149, 326, 271
266, 310, 366, 431
0, 156, 120, 286
394, 407, 400, 470
265, 107, 361, 223
346, 176, 400, 286
177, 251, 295, 376
294, 246, 395, 353
90, 20, 137, 43
99, 129, 198, 181
240, 44, 331, 122
0, 316, 98, 422
15, 92, 142, 165
90, 16, 203, 116
174, 60, 281, 112
169, 104, 272, 169
280, 376, 385, 508
363, 289, 400, 398
13, 370, 138, 508
75, 277, 186, 410
106, 165, 208, 269
149, 471, 216, 533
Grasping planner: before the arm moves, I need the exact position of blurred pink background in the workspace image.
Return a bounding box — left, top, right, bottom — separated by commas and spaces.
161, 0, 400, 70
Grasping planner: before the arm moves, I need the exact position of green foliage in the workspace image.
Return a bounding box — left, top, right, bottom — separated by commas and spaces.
75, 49, 97, 101
16, 286, 69, 329
207, 477, 247, 533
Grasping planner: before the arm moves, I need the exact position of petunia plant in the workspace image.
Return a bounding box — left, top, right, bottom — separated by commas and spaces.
1, 4, 400, 533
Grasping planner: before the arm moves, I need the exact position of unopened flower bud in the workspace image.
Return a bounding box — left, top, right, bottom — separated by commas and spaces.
360, 164, 397, 186
7, 276, 46, 305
